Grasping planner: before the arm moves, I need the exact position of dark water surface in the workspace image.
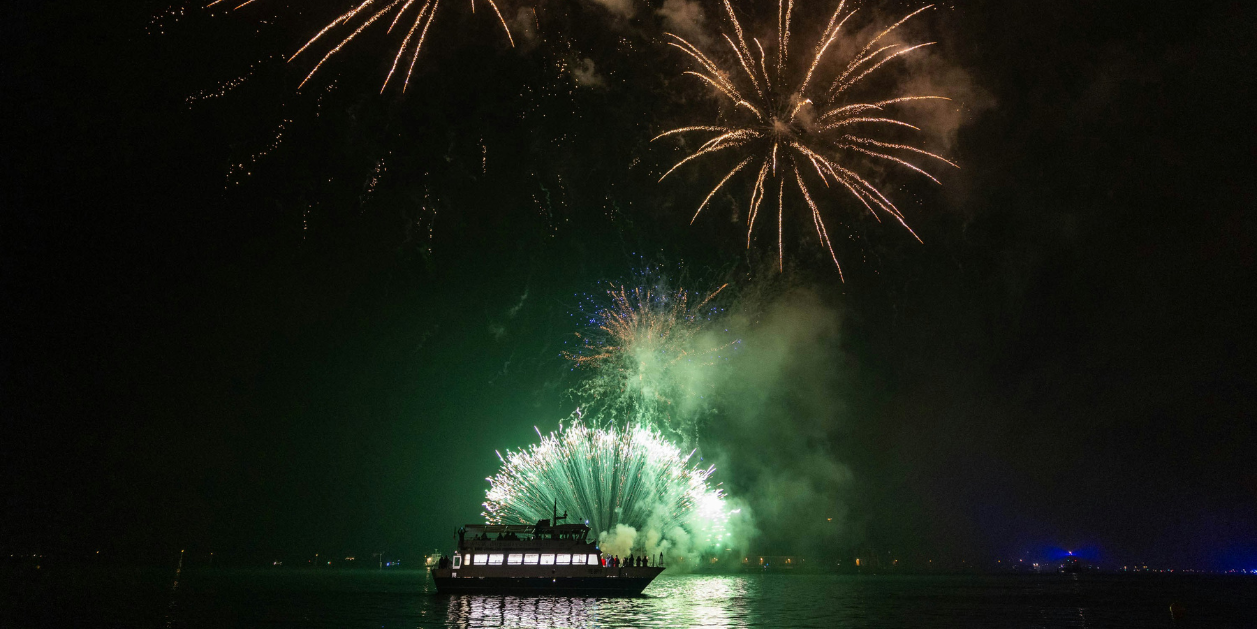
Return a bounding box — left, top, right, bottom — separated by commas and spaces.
4, 567, 1255, 628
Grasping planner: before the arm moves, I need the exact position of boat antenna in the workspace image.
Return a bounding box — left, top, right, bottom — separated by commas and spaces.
552, 499, 568, 524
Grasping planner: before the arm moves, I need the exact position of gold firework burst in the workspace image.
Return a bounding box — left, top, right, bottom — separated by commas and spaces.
657, 0, 957, 278
207, 0, 515, 92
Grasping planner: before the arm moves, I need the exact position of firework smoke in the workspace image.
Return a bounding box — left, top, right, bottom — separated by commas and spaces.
562, 272, 735, 442
704, 280, 856, 555
656, 0, 957, 277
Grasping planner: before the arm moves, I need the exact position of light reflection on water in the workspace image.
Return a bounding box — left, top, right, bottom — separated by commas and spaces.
444, 575, 754, 628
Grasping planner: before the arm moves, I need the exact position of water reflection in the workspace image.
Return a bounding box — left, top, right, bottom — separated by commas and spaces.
135, 570, 1257, 628
443, 575, 754, 628
657, 574, 752, 627
447, 595, 602, 628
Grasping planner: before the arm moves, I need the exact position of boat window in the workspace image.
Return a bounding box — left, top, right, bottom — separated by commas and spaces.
540, 554, 555, 565
556, 554, 571, 565
488, 554, 504, 565
452, 555, 462, 569
507, 554, 522, 565
523, 554, 539, 565
571, 554, 585, 565
473, 554, 488, 565
589, 554, 600, 566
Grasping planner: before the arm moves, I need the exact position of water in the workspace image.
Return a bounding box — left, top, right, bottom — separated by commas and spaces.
3, 567, 1255, 628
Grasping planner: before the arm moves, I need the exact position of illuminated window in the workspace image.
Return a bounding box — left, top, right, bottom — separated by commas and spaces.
540, 554, 555, 565
589, 554, 600, 565
523, 554, 539, 565
452, 555, 462, 569
488, 554, 504, 565
571, 554, 586, 565
474, 554, 488, 565
556, 554, 571, 565
507, 554, 522, 565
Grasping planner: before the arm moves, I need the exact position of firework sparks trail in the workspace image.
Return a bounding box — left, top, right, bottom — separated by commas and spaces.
206, 0, 514, 91
656, 0, 958, 275
562, 277, 734, 438
483, 421, 732, 552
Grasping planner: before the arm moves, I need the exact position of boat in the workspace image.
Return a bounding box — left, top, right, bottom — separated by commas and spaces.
431, 506, 664, 596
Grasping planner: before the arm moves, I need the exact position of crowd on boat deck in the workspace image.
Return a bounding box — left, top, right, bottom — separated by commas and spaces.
600, 553, 662, 568
471, 531, 524, 540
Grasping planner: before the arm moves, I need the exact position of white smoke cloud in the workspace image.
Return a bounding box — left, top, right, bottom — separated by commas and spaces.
591, 495, 756, 572
898, 54, 996, 153
829, 9, 995, 154
657, 0, 712, 47
570, 58, 606, 88
584, 0, 635, 19
598, 523, 639, 558
510, 7, 540, 48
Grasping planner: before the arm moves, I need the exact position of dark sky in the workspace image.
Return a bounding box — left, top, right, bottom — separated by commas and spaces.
3, 0, 1254, 569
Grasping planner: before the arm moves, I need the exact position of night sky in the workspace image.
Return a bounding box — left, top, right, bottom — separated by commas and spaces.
3, 0, 1254, 570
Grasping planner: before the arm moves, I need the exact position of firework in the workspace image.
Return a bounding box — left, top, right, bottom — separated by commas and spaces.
483, 421, 727, 548
563, 277, 733, 436
656, 0, 958, 277
207, 0, 515, 92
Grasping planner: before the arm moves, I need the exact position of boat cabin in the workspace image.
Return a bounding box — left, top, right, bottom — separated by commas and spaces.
451, 521, 602, 571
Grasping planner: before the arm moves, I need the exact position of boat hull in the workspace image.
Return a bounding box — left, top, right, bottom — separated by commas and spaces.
433, 567, 664, 596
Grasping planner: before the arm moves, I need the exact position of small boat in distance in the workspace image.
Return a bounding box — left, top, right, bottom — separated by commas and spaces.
431, 505, 664, 596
